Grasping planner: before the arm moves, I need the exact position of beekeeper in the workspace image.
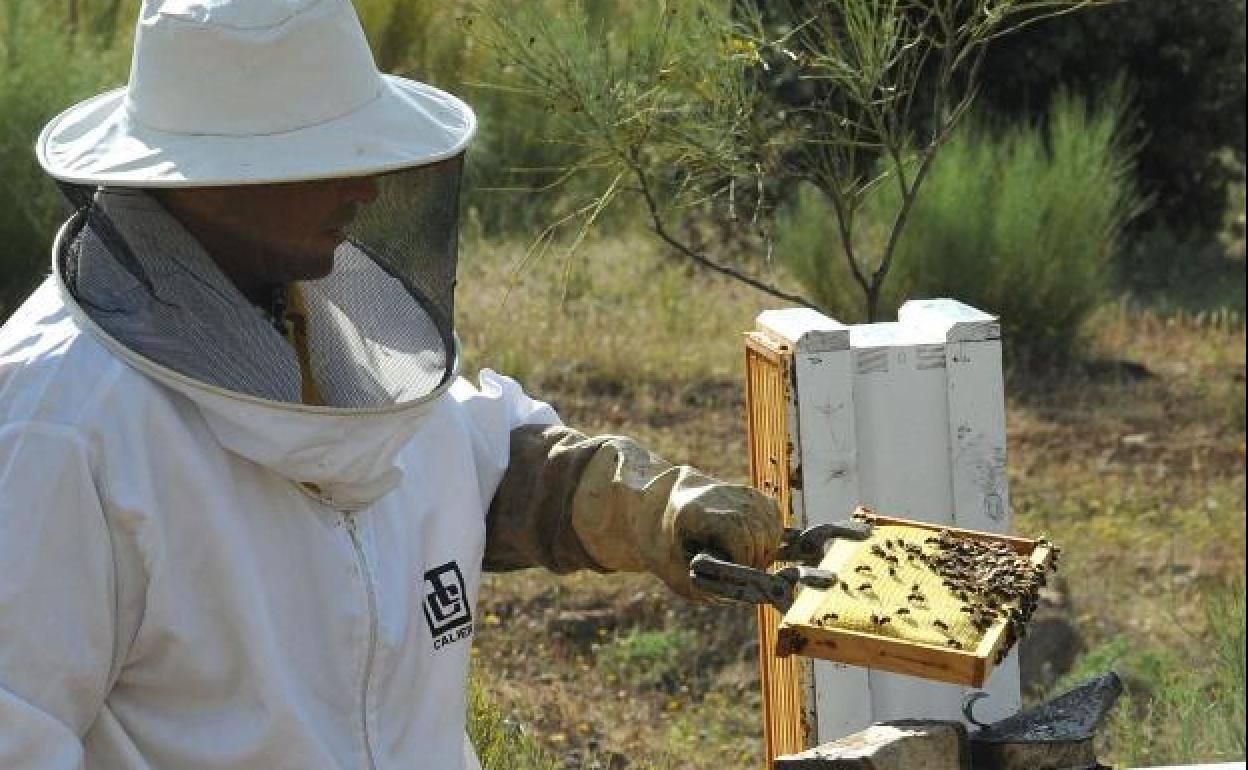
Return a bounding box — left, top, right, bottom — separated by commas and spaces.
0, 1, 782, 768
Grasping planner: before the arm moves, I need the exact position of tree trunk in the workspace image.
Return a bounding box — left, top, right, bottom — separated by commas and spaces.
865, 282, 882, 323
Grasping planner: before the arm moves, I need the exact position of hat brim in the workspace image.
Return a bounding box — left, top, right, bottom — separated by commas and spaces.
37, 75, 476, 187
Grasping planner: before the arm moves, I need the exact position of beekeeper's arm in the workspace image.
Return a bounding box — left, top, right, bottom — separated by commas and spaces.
0, 424, 119, 769
485, 423, 783, 598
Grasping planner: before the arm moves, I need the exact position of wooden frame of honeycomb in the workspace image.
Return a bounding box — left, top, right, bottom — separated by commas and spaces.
776, 508, 1058, 688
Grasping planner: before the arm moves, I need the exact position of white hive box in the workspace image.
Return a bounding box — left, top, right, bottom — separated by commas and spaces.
745, 300, 1019, 764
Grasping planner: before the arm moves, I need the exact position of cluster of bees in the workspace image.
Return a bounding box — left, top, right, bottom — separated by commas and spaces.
807, 529, 1060, 659
924, 531, 1060, 661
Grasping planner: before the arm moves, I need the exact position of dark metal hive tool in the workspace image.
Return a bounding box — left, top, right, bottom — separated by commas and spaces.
688, 518, 873, 612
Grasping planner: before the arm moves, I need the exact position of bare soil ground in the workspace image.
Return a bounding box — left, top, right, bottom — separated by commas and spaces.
460, 241, 1246, 769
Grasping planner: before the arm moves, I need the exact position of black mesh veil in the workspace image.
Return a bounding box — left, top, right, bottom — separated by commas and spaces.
346, 155, 462, 342
55, 155, 464, 409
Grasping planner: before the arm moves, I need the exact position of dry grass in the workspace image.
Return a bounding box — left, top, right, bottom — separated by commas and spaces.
457, 236, 785, 479
1007, 303, 1246, 766
460, 234, 1246, 769
1009, 302, 1245, 650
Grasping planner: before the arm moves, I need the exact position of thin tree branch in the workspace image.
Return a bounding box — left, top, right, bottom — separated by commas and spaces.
628, 154, 823, 311
816, 165, 873, 299
871, 50, 983, 289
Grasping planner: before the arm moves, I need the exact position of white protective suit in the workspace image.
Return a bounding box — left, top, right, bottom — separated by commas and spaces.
0, 267, 551, 769
0, 192, 782, 770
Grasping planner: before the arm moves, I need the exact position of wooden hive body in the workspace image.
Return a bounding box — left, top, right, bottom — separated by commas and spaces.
744, 302, 1020, 767
744, 334, 811, 759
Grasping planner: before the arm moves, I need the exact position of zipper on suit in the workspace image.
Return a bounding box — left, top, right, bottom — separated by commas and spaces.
344, 512, 381, 770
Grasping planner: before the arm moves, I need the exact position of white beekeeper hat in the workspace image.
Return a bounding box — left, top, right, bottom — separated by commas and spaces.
37, 0, 476, 187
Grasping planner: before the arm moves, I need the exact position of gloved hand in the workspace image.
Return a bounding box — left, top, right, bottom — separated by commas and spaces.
569, 437, 783, 599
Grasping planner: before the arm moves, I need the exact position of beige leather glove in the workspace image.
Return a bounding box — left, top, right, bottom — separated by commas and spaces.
484, 424, 782, 599
568, 437, 783, 599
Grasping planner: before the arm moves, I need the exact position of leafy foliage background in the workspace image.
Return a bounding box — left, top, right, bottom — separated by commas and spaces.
976, 0, 1246, 237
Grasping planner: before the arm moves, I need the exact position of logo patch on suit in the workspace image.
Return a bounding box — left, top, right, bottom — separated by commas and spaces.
423, 561, 473, 650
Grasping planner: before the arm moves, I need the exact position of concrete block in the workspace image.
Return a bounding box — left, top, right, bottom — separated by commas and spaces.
775, 720, 970, 770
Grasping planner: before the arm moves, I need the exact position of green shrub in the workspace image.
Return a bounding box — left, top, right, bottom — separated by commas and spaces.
1116, 223, 1247, 317
596, 628, 699, 692
468, 670, 559, 770
778, 84, 1140, 366
976, 0, 1246, 240
0, 0, 132, 318
1052, 580, 1246, 766
354, 0, 600, 238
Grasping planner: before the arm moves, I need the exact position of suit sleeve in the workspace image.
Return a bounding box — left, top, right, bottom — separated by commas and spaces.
0, 422, 117, 770
483, 422, 613, 573
450, 369, 609, 574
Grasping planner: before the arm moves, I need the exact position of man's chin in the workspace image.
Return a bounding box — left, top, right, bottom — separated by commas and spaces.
303, 256, 337, 282
283, 251, 337, 283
